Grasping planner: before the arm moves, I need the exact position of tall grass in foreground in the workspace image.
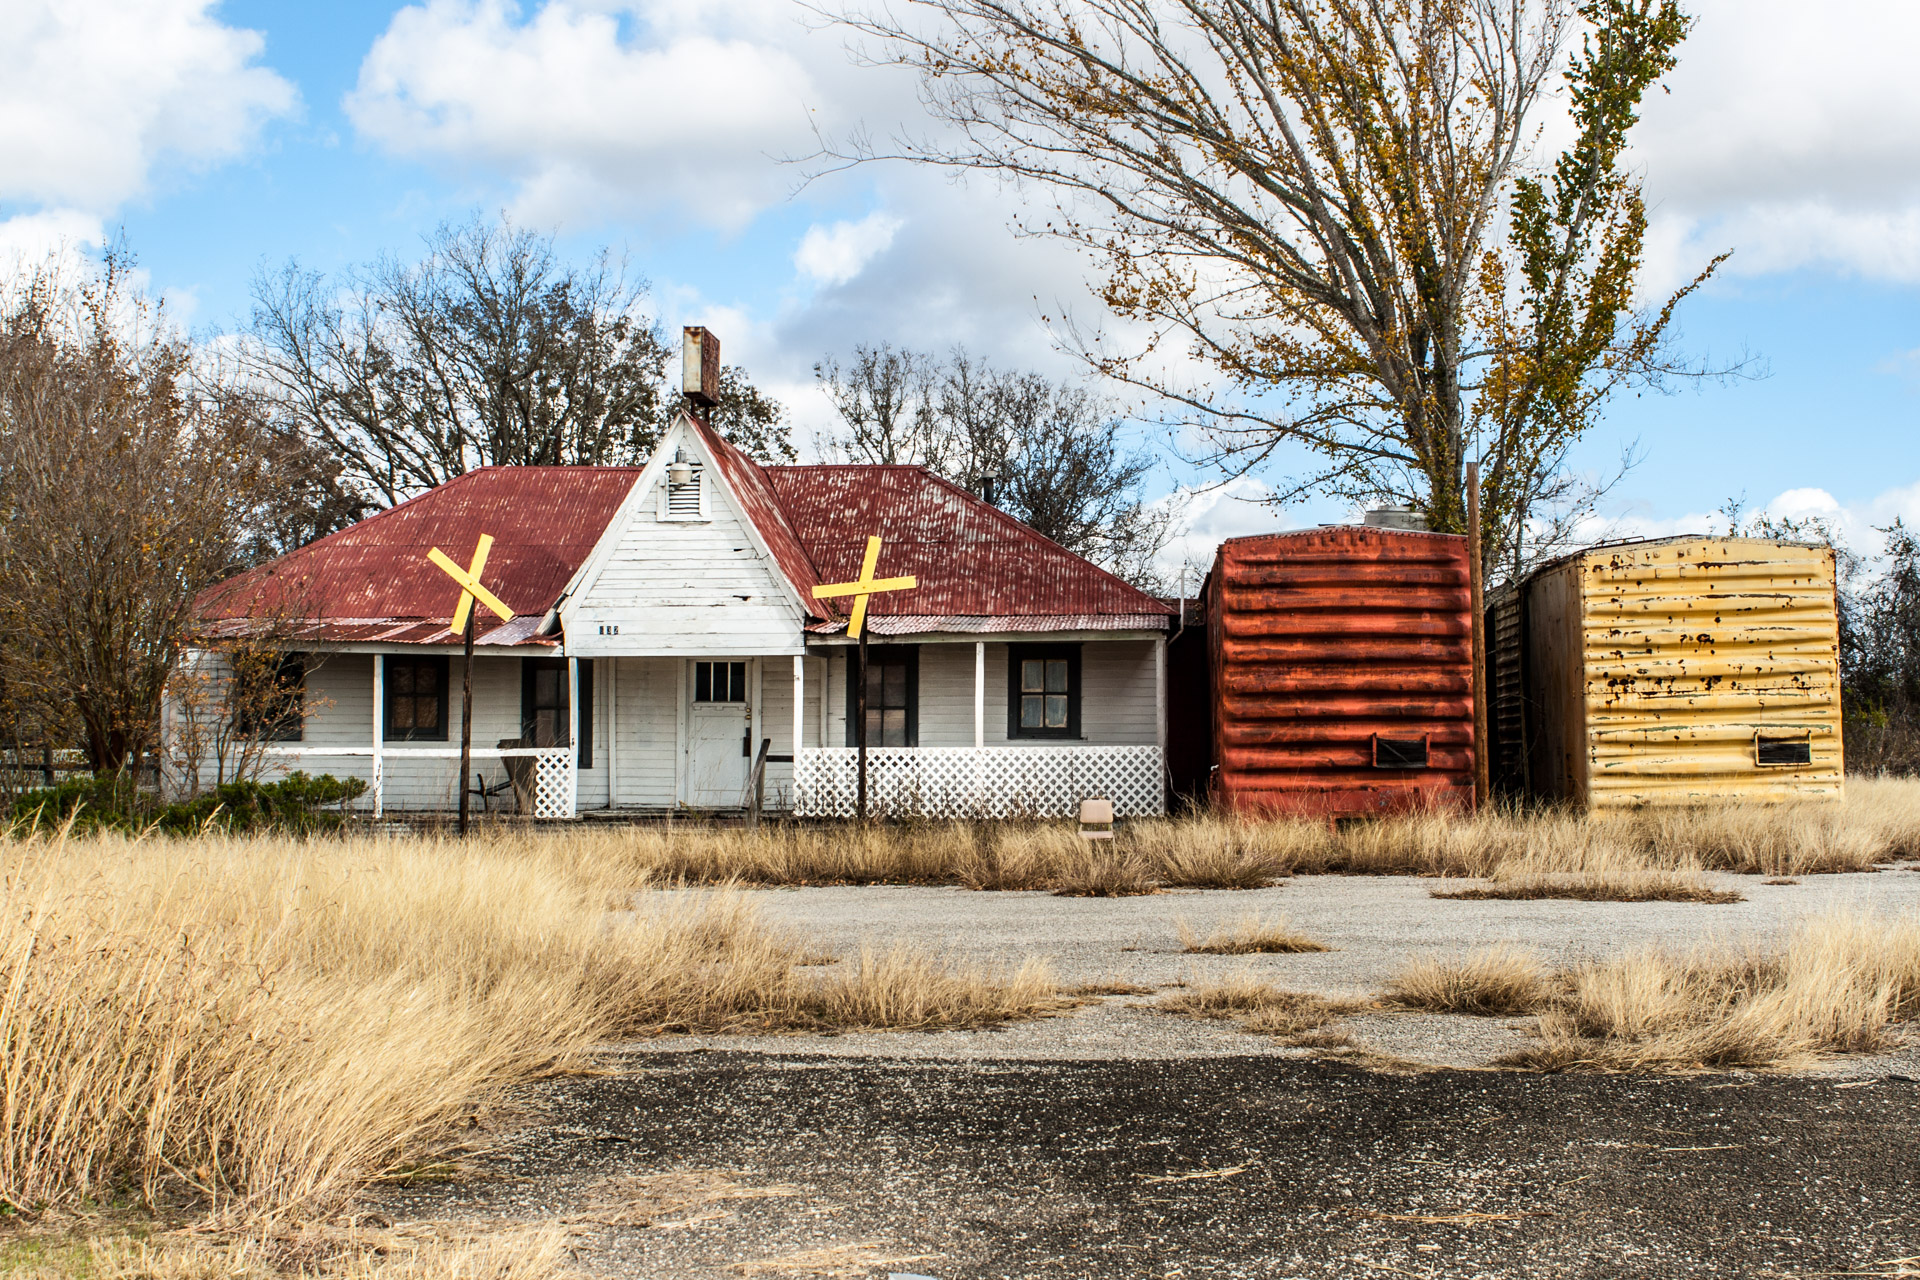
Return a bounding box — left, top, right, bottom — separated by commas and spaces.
0, 829, 1063, 1225
569, 776, 1920, 890
1384, 910, 1920, 1070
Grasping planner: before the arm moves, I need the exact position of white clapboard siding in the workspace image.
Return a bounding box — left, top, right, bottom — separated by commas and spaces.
565, 427, 806, 657
818, 640, 1159, 749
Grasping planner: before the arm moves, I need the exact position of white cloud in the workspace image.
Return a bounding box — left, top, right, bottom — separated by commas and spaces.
0, 0, 294, 212
0, 209, 106, 272
347, 0, 869, 230
794, 211, 902, 286
1632, 0, 1920, 283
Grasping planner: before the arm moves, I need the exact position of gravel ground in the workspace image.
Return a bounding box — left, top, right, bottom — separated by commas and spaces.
375, 1053, 1920, 1279
641, 869, 1920, 1071
367, 873, 1920, 1277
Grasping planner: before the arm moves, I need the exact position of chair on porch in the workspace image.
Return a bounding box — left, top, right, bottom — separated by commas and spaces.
469, 737, 533, 815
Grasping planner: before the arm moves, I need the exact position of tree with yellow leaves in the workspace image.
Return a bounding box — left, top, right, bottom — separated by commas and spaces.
835, 0, 1732, 575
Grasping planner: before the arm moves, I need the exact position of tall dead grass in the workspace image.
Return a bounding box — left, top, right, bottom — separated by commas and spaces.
1511, 910, 1920, 1070
1384, 910, 1920, 1070
576, 777, 1920, 890
0, 827, 1060, 1225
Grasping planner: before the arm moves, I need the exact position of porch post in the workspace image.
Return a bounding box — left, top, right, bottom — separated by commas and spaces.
792, 651, 805, 757
567, 655, 580, 815
606, 658, 617, 809
1156, 635, 1168, 753
371, 655, 384, 819
974, 641, 985, 749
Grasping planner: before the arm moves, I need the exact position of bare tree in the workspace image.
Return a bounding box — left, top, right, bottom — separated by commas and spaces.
818, 347, 1177, 585
0, 252, 280, 773
248, 213, 791, 510
831, 0, 1736, 576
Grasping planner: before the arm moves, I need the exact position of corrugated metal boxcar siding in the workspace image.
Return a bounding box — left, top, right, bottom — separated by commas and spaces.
1210, 528, 1476, 816
1571, 538, 1843, 807
1487, 588, 1527, 795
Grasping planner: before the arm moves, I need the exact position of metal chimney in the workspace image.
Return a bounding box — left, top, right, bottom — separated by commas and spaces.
682, 326, 719, 408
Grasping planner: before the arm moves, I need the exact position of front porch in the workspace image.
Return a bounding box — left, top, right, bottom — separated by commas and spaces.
233, 636, 1168, 819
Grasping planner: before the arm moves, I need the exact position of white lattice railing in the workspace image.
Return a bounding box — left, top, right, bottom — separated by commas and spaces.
793, 745, 1164, 819
263, 745, 577, 819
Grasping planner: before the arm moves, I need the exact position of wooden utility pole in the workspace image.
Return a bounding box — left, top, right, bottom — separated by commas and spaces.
458, 611, 475, 836
1467, 462, 1490, 809
856, 629, 869, 821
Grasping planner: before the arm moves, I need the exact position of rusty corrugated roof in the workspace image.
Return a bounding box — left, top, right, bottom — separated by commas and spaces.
766, 465, 1171, 630
200, 466, 640, 643
200, 452, 1170, 645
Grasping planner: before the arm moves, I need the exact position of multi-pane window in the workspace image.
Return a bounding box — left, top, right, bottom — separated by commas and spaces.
1007, 645, 1079, 739
521, 658, 593, 766
233, 653, 306, 742
1020, 658, 1070, 730
524, 662, 569, 746
866, 655, 911, 747
384, 655, 448, 741
844, 648, 916, 747
694, 661, 747, 703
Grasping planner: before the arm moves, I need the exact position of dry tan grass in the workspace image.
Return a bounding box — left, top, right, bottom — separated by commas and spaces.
1506, 909, 1920, 1071
1387, 945, 1552, 1016
1177, 912, 1329, 954
80, 1226, 571, 1280
1431, 868, 1744, 903
1159, 976, 1368, 1038
0, 828, 1063, 1225
1067, 978, 1155, 996
532, 777, 1920, 891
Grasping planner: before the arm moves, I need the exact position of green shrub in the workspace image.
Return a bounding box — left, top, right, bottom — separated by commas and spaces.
9, 771, 367, 836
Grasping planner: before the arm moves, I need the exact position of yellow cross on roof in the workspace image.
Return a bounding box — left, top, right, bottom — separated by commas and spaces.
812, 535, 917, 640
428, 534, 515, 634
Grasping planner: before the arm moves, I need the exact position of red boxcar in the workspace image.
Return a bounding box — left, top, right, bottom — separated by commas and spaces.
1205, 526, 1475, 816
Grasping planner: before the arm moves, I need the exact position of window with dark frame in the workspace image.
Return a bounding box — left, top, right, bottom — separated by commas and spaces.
384, 654, 449, 741
844, 647, 917, 747
694, 661, 747, 703
1007, 644, 1080, 739
233, 653, 306, 742
521, 658, 592, 767
1372, 735, 1430, 769
1756, 735, 1813, 767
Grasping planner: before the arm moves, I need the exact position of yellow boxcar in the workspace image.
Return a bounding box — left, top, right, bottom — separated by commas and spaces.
1488, 536, 1843, 810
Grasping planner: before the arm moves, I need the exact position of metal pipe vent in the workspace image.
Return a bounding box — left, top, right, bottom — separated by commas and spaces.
1363, 507, 1428, 531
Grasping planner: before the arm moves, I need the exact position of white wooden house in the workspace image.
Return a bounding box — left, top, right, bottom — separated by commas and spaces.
185, 413, 1174, 818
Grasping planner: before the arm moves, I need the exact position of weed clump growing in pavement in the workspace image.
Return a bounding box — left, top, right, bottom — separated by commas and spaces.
1159, 977, 1368, 1039
1505, 909, 1920, 1071
1178, 912, 1329, 954
1387, 945, 1552, 1015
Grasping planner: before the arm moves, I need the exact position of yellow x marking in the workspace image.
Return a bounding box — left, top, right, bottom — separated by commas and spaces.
428, 534, 514, 634
812, 535, 917, 640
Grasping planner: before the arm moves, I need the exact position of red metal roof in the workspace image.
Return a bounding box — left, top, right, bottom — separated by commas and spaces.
201, 466, 641, 644
765, 465, 1171, 629
201, 448, 1170, 645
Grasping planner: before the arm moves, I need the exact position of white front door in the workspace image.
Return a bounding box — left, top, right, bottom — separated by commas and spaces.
686, 659, 751, 807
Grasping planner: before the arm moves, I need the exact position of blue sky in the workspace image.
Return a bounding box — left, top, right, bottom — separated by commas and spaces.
2, 0, 1915, 572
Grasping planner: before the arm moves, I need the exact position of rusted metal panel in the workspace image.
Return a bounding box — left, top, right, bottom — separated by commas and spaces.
200, 466, 640, 640
1207, 526, 1475, 817
766, 465, 1173, 626
1492, 536, 1844, 809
